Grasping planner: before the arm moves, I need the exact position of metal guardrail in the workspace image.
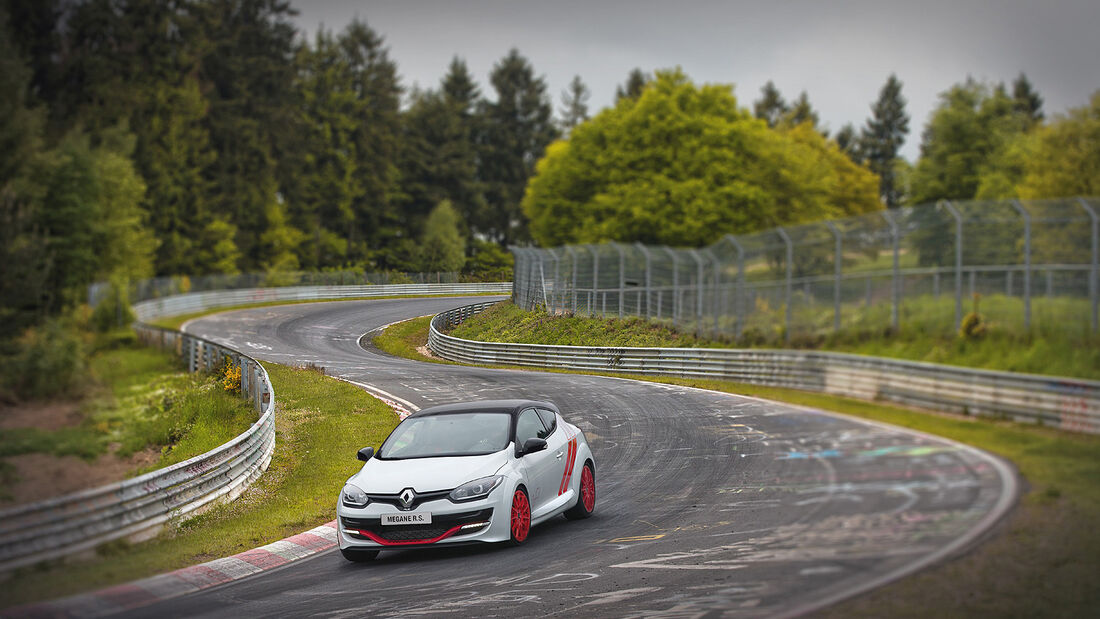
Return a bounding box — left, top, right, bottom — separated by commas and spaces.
429, 302, 1100, 435
0, 326, 276, 573
0, 283, 508, 573
133, 282, 512, 322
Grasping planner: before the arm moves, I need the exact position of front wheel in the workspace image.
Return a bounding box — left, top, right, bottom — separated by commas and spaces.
341, 547, 379, 562
509, 486, 531, 545
564, 462, 595, 520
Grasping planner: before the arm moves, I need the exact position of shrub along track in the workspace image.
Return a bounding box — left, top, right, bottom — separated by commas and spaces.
108, 295, 1020, 619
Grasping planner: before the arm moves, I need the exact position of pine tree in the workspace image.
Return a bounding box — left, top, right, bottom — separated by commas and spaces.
781, 91, 821, 133
418, 200, 466, 273
339, 18, 402, 266
1012, 72, 1044, 127
615, 68, 648, 103
478, 49, 558, 245
753, 81, 788, 128
861, 74, 910, 207
442, 56, 479, 115
834, 123, 862, 164
195, 0, 300, 270
559, 75, 590, 133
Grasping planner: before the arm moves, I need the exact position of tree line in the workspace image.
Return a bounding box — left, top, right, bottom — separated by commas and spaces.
3, 0, 1098, 342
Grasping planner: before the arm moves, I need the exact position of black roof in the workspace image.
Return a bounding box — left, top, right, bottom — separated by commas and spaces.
410, 399, 558, 419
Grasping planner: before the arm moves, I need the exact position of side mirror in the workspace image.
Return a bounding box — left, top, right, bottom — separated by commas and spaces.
357, 446, 374, 462
520, 438, 547, 456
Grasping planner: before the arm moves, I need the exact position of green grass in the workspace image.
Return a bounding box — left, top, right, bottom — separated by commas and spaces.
452, 301, 1100, 379
379, 314, 1100, 618
0, 345, 255, 471
0, 362, 399, 608
148, 292, 505, 331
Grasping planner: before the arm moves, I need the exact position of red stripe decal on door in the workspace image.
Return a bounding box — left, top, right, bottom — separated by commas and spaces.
559, 437, 578, 495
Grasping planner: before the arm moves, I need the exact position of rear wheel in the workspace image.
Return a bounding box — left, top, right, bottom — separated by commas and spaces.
509, 486, 531, 545
564, 462, 595, 520
341, 547, 379, 562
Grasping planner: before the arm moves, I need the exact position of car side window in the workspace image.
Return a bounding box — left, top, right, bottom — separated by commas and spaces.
516, 409, 546, 446
536, 408, 557, 437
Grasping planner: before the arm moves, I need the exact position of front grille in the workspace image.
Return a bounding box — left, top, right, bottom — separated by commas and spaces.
343, 508, 493, 543
365, 490, 451, 511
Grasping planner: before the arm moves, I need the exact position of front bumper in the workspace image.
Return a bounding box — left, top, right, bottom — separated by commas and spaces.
337, 493, 511, 550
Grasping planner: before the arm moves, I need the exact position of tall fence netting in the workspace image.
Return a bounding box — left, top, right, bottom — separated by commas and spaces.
511, 197, 1100, 342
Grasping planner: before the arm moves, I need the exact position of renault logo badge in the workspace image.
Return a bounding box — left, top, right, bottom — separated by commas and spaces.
399, 488, 416, 509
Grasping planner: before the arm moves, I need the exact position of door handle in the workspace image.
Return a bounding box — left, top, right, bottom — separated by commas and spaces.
555, 451, 564, 459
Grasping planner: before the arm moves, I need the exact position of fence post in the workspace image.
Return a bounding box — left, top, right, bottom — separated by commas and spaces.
687, 250, 705, 335
1078, 198, 1099, 333
588, 245, 600, 317
775, 227, 793, 343
537, 249, 551, 310
636, 242, 653, 320
549, 249, 561, 314
565, 246, 578, 314
941, 200, 964, 331
702, 248, 721, 335
662, 247, 680, 326
1011, 200, 1032, 330
881, 211, 901, 331
614, 243, 626, 319
825, 221, 842, 333
722, 235, 746, 339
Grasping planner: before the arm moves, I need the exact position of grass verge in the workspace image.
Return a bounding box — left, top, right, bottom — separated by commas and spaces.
0, 344, 254, 477
0, 362, 399, 608
148, 292, 505, 331
377, 315, 1100, 617
451, 301, 1100, 380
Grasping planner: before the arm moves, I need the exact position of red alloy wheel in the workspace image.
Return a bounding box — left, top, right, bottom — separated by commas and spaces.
511, 488, 531, 543
580, 465, 595, 512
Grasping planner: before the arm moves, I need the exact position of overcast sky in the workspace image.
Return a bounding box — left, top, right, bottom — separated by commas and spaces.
294, 0, 1100, 161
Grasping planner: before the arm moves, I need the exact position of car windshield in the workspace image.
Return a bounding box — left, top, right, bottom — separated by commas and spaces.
378, 412, 511, 459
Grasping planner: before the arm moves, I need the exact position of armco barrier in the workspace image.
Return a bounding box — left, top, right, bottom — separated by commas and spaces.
429, 302, 1100, 435
0, 326, 275, 573
133, 282, 511, 322
0, 284, 508, 573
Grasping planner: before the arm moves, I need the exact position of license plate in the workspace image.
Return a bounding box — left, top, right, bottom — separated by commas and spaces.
381, 512, 432, 526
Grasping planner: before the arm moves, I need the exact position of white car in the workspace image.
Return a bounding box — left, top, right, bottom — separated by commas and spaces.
337, 399, 596, 561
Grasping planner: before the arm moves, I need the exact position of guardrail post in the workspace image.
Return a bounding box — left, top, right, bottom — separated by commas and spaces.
882, 211, 901, 331
1079, 198, 1098, 333
662, 246, 680, 326
635, 242, 653, 319
775, 227, 793, 344
615, 243, 626, 319
825, 221, 842, 333
940, 200, 963, 331
1011, 200, 1032, 330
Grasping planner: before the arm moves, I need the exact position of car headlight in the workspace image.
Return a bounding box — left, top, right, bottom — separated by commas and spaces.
449, 476, 503, 502
342, 483, 368, 507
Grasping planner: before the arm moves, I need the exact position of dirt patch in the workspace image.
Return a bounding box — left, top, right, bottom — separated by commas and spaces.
0, 401, 85, 431
3, 448, 160, 506
416, 345, 441, 360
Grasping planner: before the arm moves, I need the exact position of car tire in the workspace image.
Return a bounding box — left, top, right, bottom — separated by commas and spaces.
508, 486, 532, 545
564, 462, 595, 520
341, 547, 380, 562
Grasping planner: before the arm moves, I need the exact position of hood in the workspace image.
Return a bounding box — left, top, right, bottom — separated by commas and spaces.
349, 448, 511, 494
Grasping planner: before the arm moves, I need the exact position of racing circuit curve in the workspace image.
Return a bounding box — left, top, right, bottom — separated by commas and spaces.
130, 295, 1015, 618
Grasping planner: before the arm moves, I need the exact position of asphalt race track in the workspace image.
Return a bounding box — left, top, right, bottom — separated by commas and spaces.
131, 296, 1015, 618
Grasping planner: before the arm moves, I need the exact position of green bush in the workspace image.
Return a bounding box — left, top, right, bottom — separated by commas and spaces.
90, 280, 136, 333
1, 319, 89, 401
